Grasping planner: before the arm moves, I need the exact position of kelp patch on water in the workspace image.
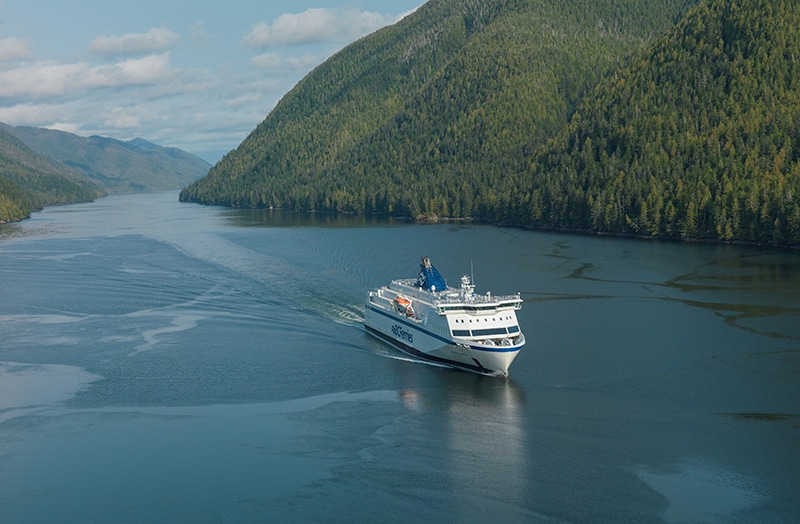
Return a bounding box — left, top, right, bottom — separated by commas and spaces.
723, 412, 800, 422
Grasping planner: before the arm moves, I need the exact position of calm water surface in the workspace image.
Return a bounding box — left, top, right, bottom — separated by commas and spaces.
1, 192, 798, 523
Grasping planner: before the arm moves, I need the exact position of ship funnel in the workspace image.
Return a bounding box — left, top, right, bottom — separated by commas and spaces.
415, 256, 448, 292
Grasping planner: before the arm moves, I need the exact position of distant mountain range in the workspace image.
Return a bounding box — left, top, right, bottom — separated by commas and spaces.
0, 123, 210, 223
181, 0, 800, 247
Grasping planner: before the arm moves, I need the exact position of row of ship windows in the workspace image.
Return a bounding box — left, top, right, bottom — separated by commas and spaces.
453, 326, 520, 337
453, 315, 514, 323
453, 326, 519, 337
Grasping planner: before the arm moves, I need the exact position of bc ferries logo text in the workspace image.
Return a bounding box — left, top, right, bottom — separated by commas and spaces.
391, 324, 413, 344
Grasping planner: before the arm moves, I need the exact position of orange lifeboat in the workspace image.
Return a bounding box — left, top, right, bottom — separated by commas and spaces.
393, 296, 414, 317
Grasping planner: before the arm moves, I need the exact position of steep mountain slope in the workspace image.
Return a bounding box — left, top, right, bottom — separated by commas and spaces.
181, 0, 695, 213
0, 127, 104, 222
4, 125, 210, 193
512, 0, 800, 245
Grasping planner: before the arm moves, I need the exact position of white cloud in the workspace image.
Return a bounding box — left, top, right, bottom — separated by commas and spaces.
103, 110, 141, 130
223, 92, 262, 108
0, 101, 104, 137
0, 61, 88, 97
284, 53, 329, 70
89, 27, 179, 56
46, 122, 82, 134
0, 54, 172, 98
250, 51, 282, 70
89, 54, 172, 87
242, 8, 401, 48
0, 37, 32, 62
250, 51, 324, 71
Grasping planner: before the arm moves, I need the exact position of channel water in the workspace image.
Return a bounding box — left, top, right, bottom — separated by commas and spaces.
1, 191, 798, 522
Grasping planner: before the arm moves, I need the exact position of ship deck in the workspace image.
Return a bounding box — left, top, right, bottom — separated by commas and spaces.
388, 279, 522, 310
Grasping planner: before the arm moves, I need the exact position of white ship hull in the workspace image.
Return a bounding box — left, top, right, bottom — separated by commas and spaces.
364, 257, 525, 376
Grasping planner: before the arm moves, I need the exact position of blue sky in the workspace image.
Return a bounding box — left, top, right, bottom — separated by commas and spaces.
0, 1, 422, 162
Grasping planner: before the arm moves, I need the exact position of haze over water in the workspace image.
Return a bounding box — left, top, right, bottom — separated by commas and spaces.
1, 192, 798, 523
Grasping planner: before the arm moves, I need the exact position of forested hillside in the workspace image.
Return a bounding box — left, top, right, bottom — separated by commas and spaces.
0, 128, 103, 223
503, 0, 800, 245
0, 175, 30, 223
181, 0, 695, 213
181, 0, 799, 247
4, 125, 210, 193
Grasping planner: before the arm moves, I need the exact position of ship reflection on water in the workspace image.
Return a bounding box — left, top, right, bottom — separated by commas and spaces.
395, 373, 530, 519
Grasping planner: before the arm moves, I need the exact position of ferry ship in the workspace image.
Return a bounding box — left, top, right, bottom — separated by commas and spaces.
364, 256, 525, 376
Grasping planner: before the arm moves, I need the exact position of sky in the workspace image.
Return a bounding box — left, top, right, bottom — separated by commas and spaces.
0, 1, 422, 163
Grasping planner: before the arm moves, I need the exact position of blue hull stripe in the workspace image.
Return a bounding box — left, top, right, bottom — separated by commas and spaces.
365, 325, 492, 375
365, 305, 521, 354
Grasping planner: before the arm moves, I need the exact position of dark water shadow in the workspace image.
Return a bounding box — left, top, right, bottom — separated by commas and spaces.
722, 412, 800, 423
222, 208, 408, 229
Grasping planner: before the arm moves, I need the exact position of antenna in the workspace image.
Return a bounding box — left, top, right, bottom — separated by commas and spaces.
471, 259, 474, 286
